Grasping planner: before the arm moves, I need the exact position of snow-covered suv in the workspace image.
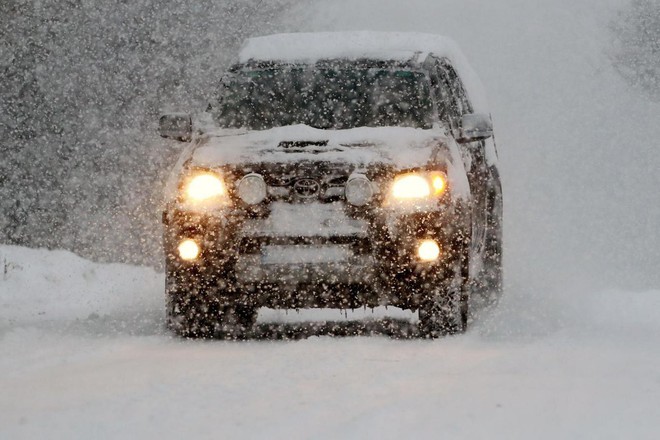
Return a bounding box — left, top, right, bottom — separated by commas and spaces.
159, 32, 503, 338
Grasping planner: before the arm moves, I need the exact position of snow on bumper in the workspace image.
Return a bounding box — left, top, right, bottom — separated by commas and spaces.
233, 202, 373, 284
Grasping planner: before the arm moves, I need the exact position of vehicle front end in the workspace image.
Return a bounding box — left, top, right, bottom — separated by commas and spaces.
161, 58, 476, 337
163, 125, 472, 336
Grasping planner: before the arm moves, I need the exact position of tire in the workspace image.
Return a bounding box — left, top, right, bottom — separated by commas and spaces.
472, 183, 503, 308
217, 304, 258, 339
418, 239, 470, 338
418, 274, 468, 338
166, 266, 257, 339
166, 267, 213, 337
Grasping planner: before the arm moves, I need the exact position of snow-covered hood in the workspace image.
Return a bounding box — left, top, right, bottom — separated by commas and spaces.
190, 124, 448, 169
164, 124, 470, 202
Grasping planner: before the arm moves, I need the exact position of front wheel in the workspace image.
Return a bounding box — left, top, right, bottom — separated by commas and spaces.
472, 182, 503, 309
418, 275, 468, 338
166, 266, 257, 339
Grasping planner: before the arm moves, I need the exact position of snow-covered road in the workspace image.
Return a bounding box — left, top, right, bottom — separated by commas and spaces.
1, 245, 659, 439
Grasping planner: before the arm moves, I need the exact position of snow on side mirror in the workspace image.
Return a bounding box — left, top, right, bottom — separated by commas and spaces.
159, 113, 193, 142
457, 113, 493, 143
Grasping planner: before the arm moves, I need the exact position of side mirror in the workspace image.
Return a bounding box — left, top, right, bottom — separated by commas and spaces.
159, 113, 192, 142
457, 113, 493, 143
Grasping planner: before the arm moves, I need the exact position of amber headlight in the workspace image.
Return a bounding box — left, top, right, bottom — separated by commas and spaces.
182, 172, 227, 207
390, 172, 447, 200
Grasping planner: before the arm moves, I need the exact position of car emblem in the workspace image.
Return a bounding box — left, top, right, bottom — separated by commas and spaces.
293, 178, 321, 198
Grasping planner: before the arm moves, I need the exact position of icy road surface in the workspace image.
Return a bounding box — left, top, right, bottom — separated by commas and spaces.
1, 245, 659, 439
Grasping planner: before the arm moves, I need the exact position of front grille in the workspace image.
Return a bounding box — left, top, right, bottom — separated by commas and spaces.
230, 162, 353, 203
237, 201, 371, 257
292, 178, 322, 199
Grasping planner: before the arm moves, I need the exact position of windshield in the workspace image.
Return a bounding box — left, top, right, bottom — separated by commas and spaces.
216, 67, 434, 130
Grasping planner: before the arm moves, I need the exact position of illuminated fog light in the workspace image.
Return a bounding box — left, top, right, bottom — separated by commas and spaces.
417, 239, 440, 262
178, 239, 200, 261
345, 176, 373, 206
237, 174, 268, 205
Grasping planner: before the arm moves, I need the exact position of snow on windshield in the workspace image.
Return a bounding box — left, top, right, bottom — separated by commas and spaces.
217, 66, 434, 130
239, 31, 490, 113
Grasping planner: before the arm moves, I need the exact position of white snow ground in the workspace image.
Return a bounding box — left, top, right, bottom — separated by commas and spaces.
3, 0, 660, 438
1, 246, 659, 439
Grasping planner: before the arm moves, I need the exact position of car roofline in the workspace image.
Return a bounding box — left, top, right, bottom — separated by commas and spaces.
229, 55, 434, 72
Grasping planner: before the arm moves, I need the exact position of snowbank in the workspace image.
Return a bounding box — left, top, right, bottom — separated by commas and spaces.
0, 245, 163, 334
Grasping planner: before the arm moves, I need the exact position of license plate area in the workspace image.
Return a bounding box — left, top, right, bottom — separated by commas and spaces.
260, 245, 352, 265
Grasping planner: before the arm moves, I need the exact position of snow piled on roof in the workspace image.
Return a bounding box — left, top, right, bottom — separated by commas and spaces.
239, 31, 489, 113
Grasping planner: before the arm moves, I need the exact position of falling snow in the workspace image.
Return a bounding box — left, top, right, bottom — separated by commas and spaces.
2, 0, 660, 438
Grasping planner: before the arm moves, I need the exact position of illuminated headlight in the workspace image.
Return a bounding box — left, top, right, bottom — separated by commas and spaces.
390, 172, 448, 200
183, 172, 226, 205
237, 173, 267, 205
178, 239, 200, 261
345, 175, 373, 206
392, 174, 430, 199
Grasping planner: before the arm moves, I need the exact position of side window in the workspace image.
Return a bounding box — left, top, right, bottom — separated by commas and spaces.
429, 63, 458, 126
441, 60, 472, 114
430, 58, 473, 128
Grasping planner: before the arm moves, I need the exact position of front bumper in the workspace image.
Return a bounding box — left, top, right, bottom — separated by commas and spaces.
163, 200, 469, 309
235, 253, 375, 285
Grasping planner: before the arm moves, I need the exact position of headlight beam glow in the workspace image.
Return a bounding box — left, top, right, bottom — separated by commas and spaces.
431, 173, 447, 196
417, 239, 441, 262
186, 173, 225, 202
178, 239, 200, 261
390, 172, 448, 201
391, 174, 431, 200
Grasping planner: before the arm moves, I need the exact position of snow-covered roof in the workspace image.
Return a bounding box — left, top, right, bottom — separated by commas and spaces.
241, 31, 456, 64
239, 31, 489, 112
